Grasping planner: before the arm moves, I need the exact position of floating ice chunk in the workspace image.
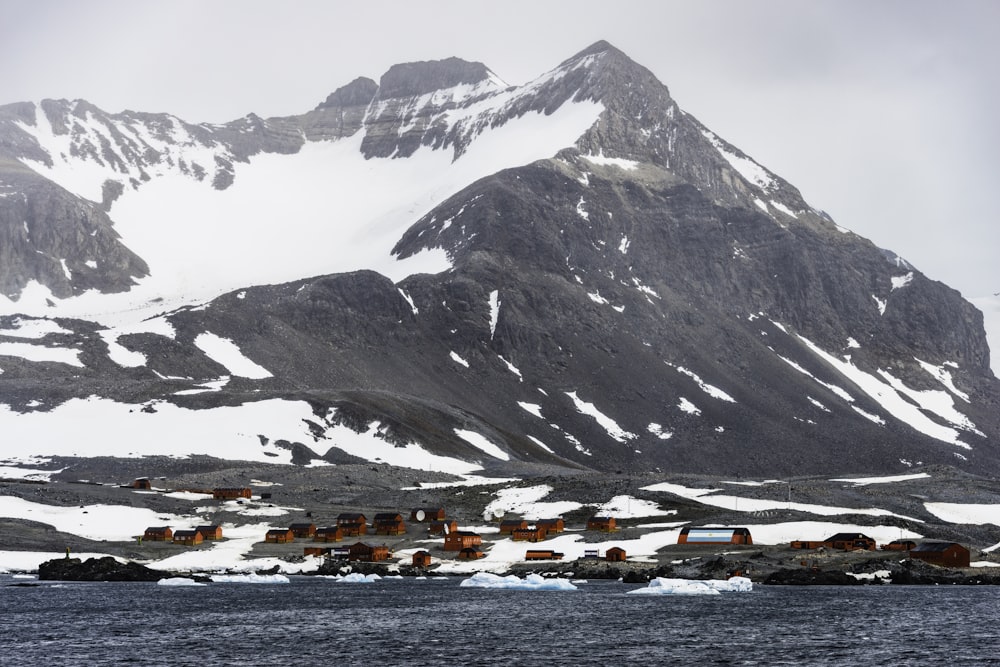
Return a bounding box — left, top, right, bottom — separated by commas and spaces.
627, 576, 751, 595
157, 577, 206, 586
209, 573, 290, 584
336, 573, 382, 583
460, 572, 578, 591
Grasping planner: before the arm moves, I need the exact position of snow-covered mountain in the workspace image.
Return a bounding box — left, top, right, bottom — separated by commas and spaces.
1, 41, 997, 478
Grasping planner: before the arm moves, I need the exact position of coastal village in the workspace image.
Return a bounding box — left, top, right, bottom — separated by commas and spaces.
126, 479, 979, 579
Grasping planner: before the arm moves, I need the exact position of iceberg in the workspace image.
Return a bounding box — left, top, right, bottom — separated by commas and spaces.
627, 576, 752, 595
335, 572, 381, 583
157, 577, 207, 587
209, 573, 290, 584
459, 572, 578, 591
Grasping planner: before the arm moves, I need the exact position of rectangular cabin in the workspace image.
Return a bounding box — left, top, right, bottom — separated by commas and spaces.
678, 527, 752, 545
314, 526, 344, 543
587, 517, 617, 533
265, 529, 294, 544
790, 540, 826, 550
143, 526, 173, 541
373, 513, 407, 536
512, 526, 547, 542
289, 523, 317, 539
499, 519, 528, 535
823, 533, 875, 551
347, 542, 389, 562
444, 531, 483, 551
536, 518, 565, 534
458, 547, 484, 560
411, 508, 446, 522
525, 550, 563, 561
606, 546, 627, 562
909, 542, 971, 568
336, 513, 367, 535
212, 487, 252, 500
196, 525, 223, 540
412, 550, 433, 567
173, 530, 203, 546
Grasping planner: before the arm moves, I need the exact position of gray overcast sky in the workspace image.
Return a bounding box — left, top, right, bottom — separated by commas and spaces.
1, 0, 997, 301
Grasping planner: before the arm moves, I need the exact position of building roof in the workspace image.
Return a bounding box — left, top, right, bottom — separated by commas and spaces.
824, 533, 874, 542
911, 541, 967, 552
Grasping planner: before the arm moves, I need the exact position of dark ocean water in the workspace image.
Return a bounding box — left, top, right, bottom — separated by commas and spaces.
1, 576, 998, 666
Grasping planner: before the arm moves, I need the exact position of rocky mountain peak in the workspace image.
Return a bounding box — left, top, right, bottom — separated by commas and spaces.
375, 57, 499, 100
315, 76, 378, 110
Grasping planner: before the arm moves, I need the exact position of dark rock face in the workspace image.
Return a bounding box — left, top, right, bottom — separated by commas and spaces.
38, 556, 167, 582
764, 568, 862, 585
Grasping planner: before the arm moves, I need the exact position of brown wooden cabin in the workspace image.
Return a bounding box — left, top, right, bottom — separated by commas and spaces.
606, 546, 627, 562
173, 530, 203, 546
303, 546, 333, 557
132, 478, 152, 490
678, 527, 752, 545
412, 550, 433, 567
444, 531, 483, 551
314, 526, 344, 542
347, 542, 389, 562
213, 487, 252, 500
512, 526, 547, 542
525, 550, 563, 561
265, 528, 294, 544
143, 526, 173, 541
336, 512, 367, 526
336, 513, 368, 535
289, 522, 317, 539
586, 516, 617, 533
196, 525, 223, 540
458, 546, 485, 560
909, 542, 971, 568
340, 522, 367, 537
790, 540, 826, 550
373, 513, 407, 536
411, 508, 446, 522
499, 519, 528, 534
881, 539, 917, 551
428, 519, 459, 535
823, 533, 876, 551
536, 518, 565, 534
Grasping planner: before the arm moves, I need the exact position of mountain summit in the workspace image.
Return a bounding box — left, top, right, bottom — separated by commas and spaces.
0, 41, 996, 478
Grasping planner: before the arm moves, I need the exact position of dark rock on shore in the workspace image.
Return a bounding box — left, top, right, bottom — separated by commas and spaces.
38, 556, 167, 582
764, 568, 862, 586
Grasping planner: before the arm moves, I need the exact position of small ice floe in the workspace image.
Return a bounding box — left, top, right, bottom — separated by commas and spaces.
335, 572, 381, 583
209, 573, 290, 584
459, 572, 578, 591
157, 577, 207, 587
627, 576, 752, 596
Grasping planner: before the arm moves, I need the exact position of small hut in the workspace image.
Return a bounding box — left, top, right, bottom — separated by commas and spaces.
881, 539, 917, 551
132, 478, 152, 490
909, 542, 971, 568
173, 530, 203, 546
289, 522, 317, 539
347, 542, 389, 562
373, 513, 407, 536
412, 550, 433, 567
512, 526, 547, 542
499, 519, 528, 535
196, 525, 223, 541
265, 528, 294, 544
525, 550, 563, 561
213, 487, 252, 500
822, 533, 875, 551
143, 526, 173, 541
536, 518, 565, 534
458, 546, 484, 560
444, 531, 482, 551
586, 516, 617, 533
606, 546, 627, 562
314, 526, 344, 543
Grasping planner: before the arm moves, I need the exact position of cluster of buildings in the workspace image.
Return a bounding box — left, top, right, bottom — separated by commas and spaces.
789, 531, 972, 568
